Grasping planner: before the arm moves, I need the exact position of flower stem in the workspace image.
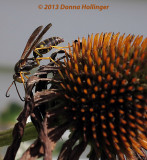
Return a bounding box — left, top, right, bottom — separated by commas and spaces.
0, 122, 37, 147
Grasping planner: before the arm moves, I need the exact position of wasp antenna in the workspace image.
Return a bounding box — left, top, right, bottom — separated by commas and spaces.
14, 81, 25, 101
6, 81, 14, 97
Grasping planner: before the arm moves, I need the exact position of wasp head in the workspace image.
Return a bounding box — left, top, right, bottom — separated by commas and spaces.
13, 73, 23, 83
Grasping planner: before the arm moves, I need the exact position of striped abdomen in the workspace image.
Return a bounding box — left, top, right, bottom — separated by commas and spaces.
33, 37, 64, 57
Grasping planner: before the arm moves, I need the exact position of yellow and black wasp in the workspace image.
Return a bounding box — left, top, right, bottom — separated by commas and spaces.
6, 23, 64, 100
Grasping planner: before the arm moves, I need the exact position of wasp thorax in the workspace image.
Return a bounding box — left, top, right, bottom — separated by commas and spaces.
14, 60, 22, 73
56, 33, 147, 159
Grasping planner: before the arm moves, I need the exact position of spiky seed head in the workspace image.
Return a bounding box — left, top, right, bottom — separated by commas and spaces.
49, 33, 147, 159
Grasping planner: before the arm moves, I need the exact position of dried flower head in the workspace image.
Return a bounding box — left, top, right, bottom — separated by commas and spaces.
43, 33, 147, 160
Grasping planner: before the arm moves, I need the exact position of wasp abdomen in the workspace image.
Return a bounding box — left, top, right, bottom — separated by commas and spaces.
34, 37, 64, 57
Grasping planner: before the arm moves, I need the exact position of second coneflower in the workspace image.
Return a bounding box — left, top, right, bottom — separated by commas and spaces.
43, 33, 147, 160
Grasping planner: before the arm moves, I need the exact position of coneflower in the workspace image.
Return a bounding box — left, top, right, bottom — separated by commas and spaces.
7, 32, 146, 160
41, 32, 147, 160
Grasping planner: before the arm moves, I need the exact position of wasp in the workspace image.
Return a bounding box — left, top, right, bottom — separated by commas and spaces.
6, 23, 64, 100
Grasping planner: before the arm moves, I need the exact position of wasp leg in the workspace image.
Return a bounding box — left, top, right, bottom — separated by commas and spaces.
33, 49, 42, 57
20, 71, 27, 90
36, 57, 59, 66
35, 57, 41, 66
51, 46, 69, 49
36, 57, 65, 79
34, 46, 68, 51
24, 75, 29, 79
34, 46, 69, 53
23, 71, 30, 79
34, 47, 51, 51
51, 46, 70, 55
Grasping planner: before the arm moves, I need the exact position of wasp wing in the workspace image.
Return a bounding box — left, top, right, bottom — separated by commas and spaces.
20, 26, 43, 60
23, 23, 52, 62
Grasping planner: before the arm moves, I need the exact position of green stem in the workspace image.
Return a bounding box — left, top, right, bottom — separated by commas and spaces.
0, 122, 38, 147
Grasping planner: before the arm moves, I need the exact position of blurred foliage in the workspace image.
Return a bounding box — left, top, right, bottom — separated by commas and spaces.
53, 140, 64, 155
0, 65, 13, 73
0, 102, 22, 124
